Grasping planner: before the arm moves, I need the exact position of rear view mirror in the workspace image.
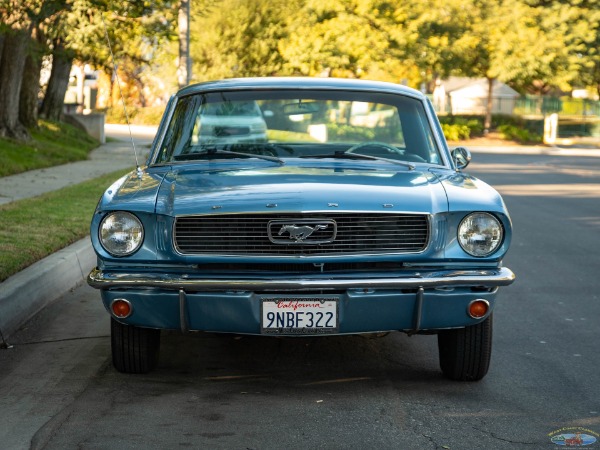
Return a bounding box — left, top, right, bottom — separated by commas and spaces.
282, 101, 320, 116
451, 147, 472, 170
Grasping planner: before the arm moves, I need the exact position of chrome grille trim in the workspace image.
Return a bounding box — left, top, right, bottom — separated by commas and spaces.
173, 213, 430, 256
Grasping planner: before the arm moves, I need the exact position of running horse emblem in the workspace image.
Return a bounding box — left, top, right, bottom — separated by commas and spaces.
278, 224, 328, 242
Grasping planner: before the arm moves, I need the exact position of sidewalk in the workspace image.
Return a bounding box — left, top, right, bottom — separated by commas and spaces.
0, 124, 155, 205
0, 124, 157, 340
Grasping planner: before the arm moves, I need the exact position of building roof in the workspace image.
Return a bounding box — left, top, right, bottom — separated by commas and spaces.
441, 77, 519, 98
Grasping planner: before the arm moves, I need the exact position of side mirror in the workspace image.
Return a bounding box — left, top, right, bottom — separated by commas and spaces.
451, 147, 472, 170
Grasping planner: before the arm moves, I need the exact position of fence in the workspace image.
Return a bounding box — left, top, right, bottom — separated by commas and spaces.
429, 94, 600, 139
514, 96, 600, 117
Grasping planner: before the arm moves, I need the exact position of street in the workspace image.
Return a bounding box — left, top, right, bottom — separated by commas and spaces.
1, 148, 599, 449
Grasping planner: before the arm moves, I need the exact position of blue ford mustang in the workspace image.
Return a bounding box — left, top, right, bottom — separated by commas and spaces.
88, 77, 515, 380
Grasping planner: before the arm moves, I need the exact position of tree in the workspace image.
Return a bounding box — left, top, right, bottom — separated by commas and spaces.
395, 0, 472, 86
78, 1, 177, 108
0, 28, 31, 139
19, 27, 44, 128
579, 11, 600, 98
191, 0, 293, 81
546, 0, 600, 97
280, 0, 417, 82
521, 0, 600, 96
178, 0, 191, 88
0, 0, 70, 137
446, 0, 511, 131
423, 0, 564, 130
0, 30, 4, 64
40, 40, 74, 120
0, 0, 35, 139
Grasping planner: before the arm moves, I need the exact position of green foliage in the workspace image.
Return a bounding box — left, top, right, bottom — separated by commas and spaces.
191, 0, 292, 80
103, 106, 165, 126
63, 0, 176, 71
0, 169, 131, 282
185, 0, 599, 97
266, 130, 319, 142
559, 97, 600, 116
280, 0, 410, 80
0, 120, 98, 177
326, 123, 376, 141
498, 124, 542, 143
438, 114, 544, 141
441, 123, 471, 141
439, 116, 484, 140
3, 0, 600, 124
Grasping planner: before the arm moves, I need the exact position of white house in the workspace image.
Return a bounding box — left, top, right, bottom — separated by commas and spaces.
433, 77, 520, 115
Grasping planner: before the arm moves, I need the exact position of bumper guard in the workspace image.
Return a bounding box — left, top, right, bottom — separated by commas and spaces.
88, 267, 515, 292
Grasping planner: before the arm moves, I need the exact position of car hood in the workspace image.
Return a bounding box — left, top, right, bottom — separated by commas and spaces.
99, 164, 507, 218
153, 164, 449, 216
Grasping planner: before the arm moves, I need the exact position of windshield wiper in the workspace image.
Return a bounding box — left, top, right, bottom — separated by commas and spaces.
299, 151, 415, 170
174, 148, 284, 165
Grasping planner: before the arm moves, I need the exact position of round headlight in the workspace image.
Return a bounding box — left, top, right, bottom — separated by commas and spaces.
458, 212, 503, 257
99, 212, 144, 256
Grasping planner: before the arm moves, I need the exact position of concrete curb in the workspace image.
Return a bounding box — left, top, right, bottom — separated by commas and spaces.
0, 238, 96, 339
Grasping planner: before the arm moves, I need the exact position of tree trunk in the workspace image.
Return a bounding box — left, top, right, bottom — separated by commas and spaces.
0, 32, 5, 70
177, 0, 191, 89
40, 42, 73, 121
0, 30, 30, 140
19, 30, 44, 129
484, 77, 494, 134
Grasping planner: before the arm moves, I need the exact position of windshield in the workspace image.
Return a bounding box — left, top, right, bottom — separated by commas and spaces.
155, 90, 442, 165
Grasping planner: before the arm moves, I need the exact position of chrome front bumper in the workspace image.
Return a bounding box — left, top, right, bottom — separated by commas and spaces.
88, 267, 515, 292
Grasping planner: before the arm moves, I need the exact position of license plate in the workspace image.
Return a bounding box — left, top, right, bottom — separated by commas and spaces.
261, 296, 339, 335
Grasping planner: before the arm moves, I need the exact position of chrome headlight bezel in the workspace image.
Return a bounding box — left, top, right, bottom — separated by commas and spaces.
99, 211, 144, 257
458, 212, 503, 257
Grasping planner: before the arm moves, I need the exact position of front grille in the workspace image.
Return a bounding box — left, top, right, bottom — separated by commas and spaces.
174, 213, 429, 256
194, 262, 404, 273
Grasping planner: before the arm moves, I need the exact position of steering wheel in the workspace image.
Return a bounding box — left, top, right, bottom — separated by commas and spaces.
346, 141, 428, 163
346, 141, 401, 155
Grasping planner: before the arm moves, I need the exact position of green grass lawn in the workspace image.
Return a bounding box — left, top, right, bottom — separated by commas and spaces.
0, 169, 131, 282
0, 120, 99, 177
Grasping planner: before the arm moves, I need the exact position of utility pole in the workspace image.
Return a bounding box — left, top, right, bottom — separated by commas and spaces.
178, 0, 192, 89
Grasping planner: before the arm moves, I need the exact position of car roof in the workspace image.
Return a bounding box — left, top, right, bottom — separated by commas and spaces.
176, 77, 425, 100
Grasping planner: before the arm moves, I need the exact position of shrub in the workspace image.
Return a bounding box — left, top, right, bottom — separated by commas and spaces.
439, 115, 483, 139
326, 123, 376, 141
497, 124, 542, 143
441, 123, 471, 141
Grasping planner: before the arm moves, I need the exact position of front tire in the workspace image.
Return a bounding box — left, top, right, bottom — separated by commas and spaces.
437, 315, 493, 381
111, 318, 161, 374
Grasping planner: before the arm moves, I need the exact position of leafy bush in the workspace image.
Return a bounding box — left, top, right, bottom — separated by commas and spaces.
439, 115, 483, 140
441, 123, 471, 141
326, 123, 376, 141
498, 124, 542, 143
491, 114, 522, 128
438, 114, 544, 142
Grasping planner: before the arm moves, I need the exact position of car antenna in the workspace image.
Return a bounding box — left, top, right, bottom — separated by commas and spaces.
100, 13, 142, 178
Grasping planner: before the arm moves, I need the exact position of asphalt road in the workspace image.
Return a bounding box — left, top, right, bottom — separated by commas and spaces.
1, 149, 599, 450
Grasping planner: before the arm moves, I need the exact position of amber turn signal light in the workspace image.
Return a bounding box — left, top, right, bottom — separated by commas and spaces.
111, 299, 132, 318
468, 300, 489, 319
